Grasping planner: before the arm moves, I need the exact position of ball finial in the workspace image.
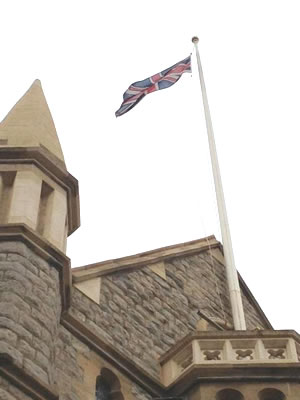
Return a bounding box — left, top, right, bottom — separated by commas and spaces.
192, 36, 199, 44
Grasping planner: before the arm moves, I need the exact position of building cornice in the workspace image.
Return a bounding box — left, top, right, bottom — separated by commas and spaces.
0, 146, 80, 235
165, 363, 300, 395
159, 329, 300, 364
72, 236, 220, 282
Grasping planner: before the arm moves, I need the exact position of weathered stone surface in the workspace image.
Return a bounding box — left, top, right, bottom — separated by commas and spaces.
0, 317, 33, 342
0, 242, 28, 257
54, 326, 154, 400
0, 241, 272, 400
0, 292, 31, 313
7, 253, 39, 275
0, 303, 19, 320
0, 328, 18, 345
0, 341, 23, 365
131, 382, 153, 400
54, 326, 84, 399
69, 250, 268, 378
24, 358, 49, 384
0, 242, 61, 387
18, 339, 36, 359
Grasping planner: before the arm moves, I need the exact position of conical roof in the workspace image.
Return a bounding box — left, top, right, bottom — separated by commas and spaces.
0, 80, 65, 165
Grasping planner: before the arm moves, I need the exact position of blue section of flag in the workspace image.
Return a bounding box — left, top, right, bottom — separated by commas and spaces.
115, 56, 191, 117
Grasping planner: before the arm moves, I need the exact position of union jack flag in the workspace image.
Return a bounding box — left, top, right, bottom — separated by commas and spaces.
115, 56, 191, 117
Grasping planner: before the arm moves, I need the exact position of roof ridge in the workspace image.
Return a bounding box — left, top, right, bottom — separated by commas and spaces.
72, 235, 220, 282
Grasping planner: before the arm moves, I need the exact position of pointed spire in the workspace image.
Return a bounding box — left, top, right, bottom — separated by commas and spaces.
0, 80, 65, 165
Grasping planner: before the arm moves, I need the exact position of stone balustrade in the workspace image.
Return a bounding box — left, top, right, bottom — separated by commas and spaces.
159, 330, 300, 386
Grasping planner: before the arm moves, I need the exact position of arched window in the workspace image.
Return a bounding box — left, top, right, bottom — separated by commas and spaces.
216, 388, 244, 400
95, 368, 124, 400
96, 376, 111, 400
258, 388, 286, 400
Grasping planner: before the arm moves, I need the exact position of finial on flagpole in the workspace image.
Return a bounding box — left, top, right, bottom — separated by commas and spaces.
192, 36, 199, 44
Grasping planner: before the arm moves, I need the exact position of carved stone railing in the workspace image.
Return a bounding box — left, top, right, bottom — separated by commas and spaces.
159, 330, 300, 386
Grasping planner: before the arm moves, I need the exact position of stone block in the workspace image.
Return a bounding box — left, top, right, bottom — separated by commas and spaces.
0, 341, 23, 365
35, 350, 50, 370
39, 269, 57, 290
0, 241, 28, 257
0, 328, 18, 345
19, 314, 42, 337
108, 300, 119, 313
26, 268, 48, 291
18, 339, 36, 359
0, 303, 19, 320
6, 254, 39, 275
0, 292, 31, 313
24, 358, 49, 384
31, 286, 52, 307
32, 336, 51, 358
113, 293, 128, 310
0, 260, 26, 275
0, 317, 32, 342
74, 277, 101, 304
0, 280, 27, 299
27, 252, 50, 273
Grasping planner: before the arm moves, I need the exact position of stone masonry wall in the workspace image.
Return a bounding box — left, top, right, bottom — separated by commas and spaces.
70, 250, 267, 378
54, 325, 153, 400
54, 325, 83, 400
0, 241, 153, 400
0, 241, 61, 386
0, 241, 269, 399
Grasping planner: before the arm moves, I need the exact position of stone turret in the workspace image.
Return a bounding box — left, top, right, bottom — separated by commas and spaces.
0, 81, 79, 393
0, 79, 65, 162
0, 79, 79, 252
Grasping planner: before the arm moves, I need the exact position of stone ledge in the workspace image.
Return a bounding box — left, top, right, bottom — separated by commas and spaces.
165, 363, 300, 395
72, 236, 220, 282
0, 224, 71, 311
0, 353, 59, 400
159, 330, 300, 364
159, 329, 300, 387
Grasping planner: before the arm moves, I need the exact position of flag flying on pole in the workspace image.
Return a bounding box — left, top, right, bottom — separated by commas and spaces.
115, 55, 191, 117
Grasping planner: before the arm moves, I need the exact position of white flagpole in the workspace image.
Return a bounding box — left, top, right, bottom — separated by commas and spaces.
192, 36, 246, 330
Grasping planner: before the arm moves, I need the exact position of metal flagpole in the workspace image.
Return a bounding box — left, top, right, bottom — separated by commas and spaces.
192, 36, 246, 330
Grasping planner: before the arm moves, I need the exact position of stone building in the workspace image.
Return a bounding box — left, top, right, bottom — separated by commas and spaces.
0, 80, 299, 400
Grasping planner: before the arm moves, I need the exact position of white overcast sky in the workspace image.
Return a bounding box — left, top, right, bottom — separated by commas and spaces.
1, 0, 300, 332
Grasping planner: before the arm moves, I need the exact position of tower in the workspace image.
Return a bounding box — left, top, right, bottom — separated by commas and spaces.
0, 80, 79, 397
0, 81, 299, 400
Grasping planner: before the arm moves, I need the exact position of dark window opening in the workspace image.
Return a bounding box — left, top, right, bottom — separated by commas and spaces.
258, 388, 285, 400
96, 376, 111, 400
95, 368, 124, 400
